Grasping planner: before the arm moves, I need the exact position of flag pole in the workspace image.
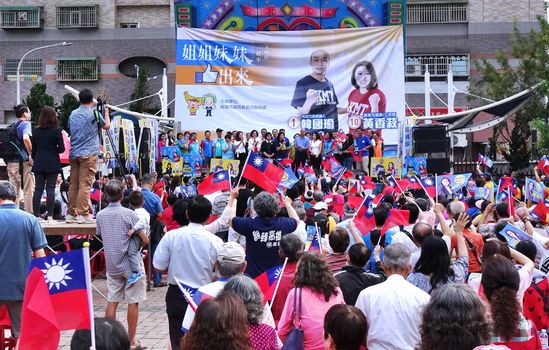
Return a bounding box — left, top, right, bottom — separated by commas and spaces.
334, 167, 347, 189
391, 176, 405, 194
435, 174, 438, 204
236, 151, 252, 188
82, 242, 96, 350
415, 174, 432, 201
269, 258, 288, 310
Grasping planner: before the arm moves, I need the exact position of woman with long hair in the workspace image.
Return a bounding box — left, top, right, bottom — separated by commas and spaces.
407, 213, 469, 293
417, 284, 491, 350
322, 132, 336, 157
278, 252, 344, 350
274, 131, 290, 160
339, 133, 355, 170
309, 132, 322, 172
481, 255, 541, 349
182, 291, 251, 350
32, 106, 65, 222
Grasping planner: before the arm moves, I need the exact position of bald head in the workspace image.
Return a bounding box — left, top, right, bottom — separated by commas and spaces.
412, 222, 433, 247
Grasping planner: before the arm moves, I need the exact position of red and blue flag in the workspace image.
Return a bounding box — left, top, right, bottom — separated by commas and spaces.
197, 170, 230, 195
254, 264, 284, 302
242, 152, 284, 193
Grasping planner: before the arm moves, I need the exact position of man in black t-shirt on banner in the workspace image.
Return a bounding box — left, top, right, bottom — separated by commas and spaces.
291, 49, 340, 131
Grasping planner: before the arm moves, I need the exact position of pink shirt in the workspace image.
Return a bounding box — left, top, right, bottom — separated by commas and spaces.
278, 287, 345, 350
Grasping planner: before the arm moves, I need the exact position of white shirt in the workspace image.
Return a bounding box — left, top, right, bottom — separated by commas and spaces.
309, 139, 322, 157
134, 207, 151, 235
355, 274, 430, 350
153, 223, 223, 287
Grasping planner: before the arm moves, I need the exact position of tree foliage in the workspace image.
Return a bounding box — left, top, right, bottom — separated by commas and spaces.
23, 83, 54, 126
129, 67, 153, 113
470, 19, 549, 171
56, 93, 79, 134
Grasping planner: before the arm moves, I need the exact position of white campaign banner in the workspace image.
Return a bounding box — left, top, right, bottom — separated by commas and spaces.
175, 26, 404, 146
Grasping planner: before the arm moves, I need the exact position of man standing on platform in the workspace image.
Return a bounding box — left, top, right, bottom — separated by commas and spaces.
66, 89, 110, 223
0, 181, 47, 340
293, 128, 310, 172
96, 179, 146, 349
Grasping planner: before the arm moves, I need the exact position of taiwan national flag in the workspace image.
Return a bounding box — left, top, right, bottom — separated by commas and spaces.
386, 176, 403, 193
353, 195, 376, 234
242, 152, 284, 193
175, 277, 215, 313
381, 209, 410, 234
359, 176, 376, 190
405, 175, 423, 190
197, 170, 230, 195
19, 249, 92, 349
420, 176, 437, 198
254, 264, 284, 302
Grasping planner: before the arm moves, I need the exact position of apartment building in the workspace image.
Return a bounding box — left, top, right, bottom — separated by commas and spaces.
0, 0, 176, 125
405, 0, 544, 156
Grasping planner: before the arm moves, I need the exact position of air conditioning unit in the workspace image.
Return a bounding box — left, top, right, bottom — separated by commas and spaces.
451, 133, 468, 148
18, 12, 27, 21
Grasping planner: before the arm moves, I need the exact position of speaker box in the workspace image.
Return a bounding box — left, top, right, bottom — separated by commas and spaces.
413, 126, 448, 154
427, 158, 451, 174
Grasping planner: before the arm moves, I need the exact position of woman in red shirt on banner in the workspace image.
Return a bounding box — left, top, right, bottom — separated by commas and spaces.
343, 61, 386, 117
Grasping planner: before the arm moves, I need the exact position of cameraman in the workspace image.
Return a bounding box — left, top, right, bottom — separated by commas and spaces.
65, 89, 110, 223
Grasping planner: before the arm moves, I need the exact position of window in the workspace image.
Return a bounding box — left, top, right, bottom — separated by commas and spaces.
0, 6, 43, 28
57, 57, 99, 81
406, 55, 470, 79
407, 2, 468, 24
56, 6, 98, 28
4, 58, 43, 81
120, 22, 139, 28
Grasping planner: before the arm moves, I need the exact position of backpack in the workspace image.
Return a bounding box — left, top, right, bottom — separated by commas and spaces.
523, 277, 549, 330
0, 120, 27, 162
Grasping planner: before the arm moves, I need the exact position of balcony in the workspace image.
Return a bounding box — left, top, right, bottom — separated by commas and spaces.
407, 2, 468, 24
406, 54, 470, 78
57, 57, 99, 81
0, 6, 43, 29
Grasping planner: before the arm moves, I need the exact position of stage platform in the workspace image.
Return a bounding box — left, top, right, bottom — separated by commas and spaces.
41, 220, 96, 236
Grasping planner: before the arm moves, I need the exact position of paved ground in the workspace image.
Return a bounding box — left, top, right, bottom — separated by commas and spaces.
58, 278, 170, 350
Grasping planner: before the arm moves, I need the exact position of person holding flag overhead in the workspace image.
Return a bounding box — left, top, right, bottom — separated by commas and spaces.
229, 190, 299, 279
0, 181, 47, 345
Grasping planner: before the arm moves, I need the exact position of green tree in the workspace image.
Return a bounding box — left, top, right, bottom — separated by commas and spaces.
470, 19, 549, 171
23, 83, 54, 126
129, 67, 153, 113
56, 93, 79, 134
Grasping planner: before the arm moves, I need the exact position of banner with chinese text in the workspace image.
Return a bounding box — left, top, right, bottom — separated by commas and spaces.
175, 26, 405, 146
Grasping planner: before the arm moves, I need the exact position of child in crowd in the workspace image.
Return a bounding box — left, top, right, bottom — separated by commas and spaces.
126, 190, 150, 284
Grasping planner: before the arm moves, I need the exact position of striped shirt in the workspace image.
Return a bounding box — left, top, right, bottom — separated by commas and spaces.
326, 252, 348, 274
491, 316, 539, 348
96, 202, 141, 276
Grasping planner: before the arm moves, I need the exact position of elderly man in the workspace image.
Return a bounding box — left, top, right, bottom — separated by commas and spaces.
0, 181, 46, 339
181, 241, 247, 332
355, 244, 430, 350
229, 190, 299, 278
153, 195, 224, 349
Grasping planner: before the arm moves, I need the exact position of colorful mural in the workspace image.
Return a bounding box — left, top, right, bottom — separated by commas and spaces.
174, 0, 402, 31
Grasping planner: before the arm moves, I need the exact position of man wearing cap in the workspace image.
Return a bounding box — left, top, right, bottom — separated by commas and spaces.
313, 201, 336, 233
181, 241, 247, 332
0, 181, 47, 339
213, 128, 224, 159
153, 195, 225, 349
